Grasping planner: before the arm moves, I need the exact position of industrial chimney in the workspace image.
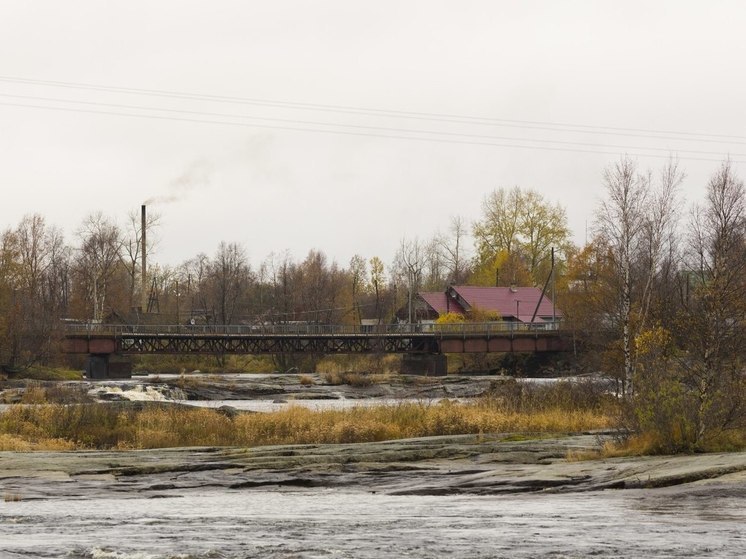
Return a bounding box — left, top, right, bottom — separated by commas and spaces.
141, 204, 147, 313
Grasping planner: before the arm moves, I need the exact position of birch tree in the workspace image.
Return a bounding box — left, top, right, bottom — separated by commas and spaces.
393, 238, 426, 324
595, 156, 683, 395
683, 161, 746, 443
76, 213, 123, 321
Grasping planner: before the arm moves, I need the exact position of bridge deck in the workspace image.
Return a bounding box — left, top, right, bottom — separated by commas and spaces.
63, 322, 567, 355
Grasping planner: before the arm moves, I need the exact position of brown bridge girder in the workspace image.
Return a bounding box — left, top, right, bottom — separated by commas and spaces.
65, 331, 568, 355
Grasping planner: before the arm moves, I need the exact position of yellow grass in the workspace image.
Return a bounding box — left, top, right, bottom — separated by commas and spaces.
0, 400, 613, 451
598, 429, 746, 457
0, 432, 75, 451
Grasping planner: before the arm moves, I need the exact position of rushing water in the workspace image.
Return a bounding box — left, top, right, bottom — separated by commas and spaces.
2, 485, 745, 558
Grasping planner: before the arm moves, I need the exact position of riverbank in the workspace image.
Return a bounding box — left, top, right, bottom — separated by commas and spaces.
4, 434, 746, 558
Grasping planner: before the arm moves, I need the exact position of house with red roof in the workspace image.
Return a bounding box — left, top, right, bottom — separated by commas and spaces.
412, 285, 561, 325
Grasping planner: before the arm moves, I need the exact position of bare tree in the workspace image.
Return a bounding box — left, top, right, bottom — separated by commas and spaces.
16, 215, 70, 364
349, 254, 367, 324
435, 215, 470, 285
121, 207, 160, 309
369, 256, 385, 323
393, 238, 426, 324
594, 156, 683, 395
684, 160, 746, 443
76, 213, 123, 321
207, 242, 251, 325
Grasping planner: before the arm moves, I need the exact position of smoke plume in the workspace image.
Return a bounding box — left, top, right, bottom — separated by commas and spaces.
144, 160, 213, 205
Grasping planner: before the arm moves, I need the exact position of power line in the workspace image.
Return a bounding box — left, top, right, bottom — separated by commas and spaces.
1, 100, 741, 164
2, 92, 744, 158
1, 74, 744, 144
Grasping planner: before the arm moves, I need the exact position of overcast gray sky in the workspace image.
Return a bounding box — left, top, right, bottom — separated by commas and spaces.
2, 1, 745, 268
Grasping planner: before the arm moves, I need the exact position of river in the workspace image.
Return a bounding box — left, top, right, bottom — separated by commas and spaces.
2, 483, 745, 558
2, 377, 744, 557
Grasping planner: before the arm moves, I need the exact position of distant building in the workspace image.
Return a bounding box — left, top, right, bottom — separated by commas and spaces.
410, 285, 562, 324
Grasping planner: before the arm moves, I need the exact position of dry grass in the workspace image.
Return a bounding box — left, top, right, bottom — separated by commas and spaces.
0, 433, 33, 451
320, 371, 375, 387
316, 354, 401, 376
18, 382, 91, 405
298, 374, 315, 386
134, 354, 276, 375
0, 432, 75, 451
565, 448, 604, 461
0, 399, 613, 451
597, 429, 746, 457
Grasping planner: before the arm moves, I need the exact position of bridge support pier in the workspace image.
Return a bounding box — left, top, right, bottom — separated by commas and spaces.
401, 354, 447, 376
85, 354, 133, 380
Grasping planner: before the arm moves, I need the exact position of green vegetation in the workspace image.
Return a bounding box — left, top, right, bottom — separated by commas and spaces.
5, 366, 83, 381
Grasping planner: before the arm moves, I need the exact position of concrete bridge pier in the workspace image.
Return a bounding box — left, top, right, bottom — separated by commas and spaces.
401, 354, 448, 376
85, 354, 133, 379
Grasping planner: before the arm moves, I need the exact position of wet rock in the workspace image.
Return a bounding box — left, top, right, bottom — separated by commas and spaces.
215, 405, 241, 419
3, 434, 744, 501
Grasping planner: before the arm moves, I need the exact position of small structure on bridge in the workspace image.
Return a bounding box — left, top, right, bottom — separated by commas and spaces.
412, 285, 562, 325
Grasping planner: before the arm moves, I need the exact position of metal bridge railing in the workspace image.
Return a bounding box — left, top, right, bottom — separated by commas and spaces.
64, 321, 561, 337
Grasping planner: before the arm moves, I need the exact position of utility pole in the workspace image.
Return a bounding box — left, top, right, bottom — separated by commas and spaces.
549, 247, 557, 329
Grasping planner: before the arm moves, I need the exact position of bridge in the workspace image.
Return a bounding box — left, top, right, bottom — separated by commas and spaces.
63, 322, 569, 378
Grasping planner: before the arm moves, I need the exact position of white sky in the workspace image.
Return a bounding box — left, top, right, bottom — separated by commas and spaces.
2, 1, 745, 269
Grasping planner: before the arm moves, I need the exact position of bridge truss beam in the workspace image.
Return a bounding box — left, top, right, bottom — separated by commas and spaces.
118, 334, 440, 355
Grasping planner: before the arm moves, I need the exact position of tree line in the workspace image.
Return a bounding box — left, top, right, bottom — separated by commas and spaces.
0, 181, 572, 370
1, 156, 744, 449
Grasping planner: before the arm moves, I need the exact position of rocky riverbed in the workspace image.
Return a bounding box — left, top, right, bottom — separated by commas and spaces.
2, 373, 746, 557
3, 433, 746, 500
0, 372, 500, 405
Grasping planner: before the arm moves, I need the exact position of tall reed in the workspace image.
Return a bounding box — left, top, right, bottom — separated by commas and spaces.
0, 399, 612, 450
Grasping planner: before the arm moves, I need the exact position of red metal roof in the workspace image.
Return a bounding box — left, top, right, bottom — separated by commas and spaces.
418, 292, 466, 315
419, 286, 561, 323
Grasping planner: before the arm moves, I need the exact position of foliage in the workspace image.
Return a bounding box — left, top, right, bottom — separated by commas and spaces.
472, 187, 571, 286
629, 325, 699, 453
601, 161, 746, 452
435, 312, 465, 324
469, 306, 502, 322
469, 249, 533, 288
